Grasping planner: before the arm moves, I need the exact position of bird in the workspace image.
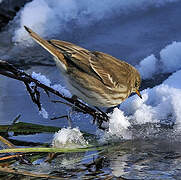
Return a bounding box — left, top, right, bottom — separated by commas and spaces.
24, 26, 142, 108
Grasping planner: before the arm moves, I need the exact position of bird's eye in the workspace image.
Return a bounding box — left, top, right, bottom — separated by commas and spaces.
135, 81, 139, 88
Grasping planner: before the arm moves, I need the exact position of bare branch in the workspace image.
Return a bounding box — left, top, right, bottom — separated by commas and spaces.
0, 60, 109, 129
51, 115, 68, 120
7, 114, 21, 133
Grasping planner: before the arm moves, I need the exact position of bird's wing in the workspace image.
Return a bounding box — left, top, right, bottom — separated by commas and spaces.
24, 26, 92, 74
24, 26, 131, 88
89, 51, 131, 88
24, 26, 67, 67
49, 40, 95, 75
50, 40, 90, 56
49, 41, 130, 89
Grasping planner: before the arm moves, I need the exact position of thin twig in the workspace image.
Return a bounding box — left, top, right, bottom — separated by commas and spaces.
0, 136, 15, 148
7, 114, 21, 133
51, 115, 68, 120
0, 135, 31, 165
0, 60, 109, 129
51, 100, 72, 107
0, 154, 23, 161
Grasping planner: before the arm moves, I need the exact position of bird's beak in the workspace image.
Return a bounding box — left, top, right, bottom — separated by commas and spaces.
135, 89, 142, 99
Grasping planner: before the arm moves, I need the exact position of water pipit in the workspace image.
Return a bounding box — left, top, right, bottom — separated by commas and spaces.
24, 26, 142, 108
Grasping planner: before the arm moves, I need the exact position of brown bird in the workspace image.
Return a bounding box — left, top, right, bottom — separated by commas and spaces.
24, 26, 142, 108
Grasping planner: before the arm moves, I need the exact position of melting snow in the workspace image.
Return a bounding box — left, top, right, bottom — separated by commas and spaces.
52, 127, 88, 148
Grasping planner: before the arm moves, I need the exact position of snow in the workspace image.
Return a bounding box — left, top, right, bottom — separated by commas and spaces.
31, 72, 71, 98
123, 42, 181, 127
51, 84, 72, 98
31, 38, 181, 140
52, 127, 88, 148
98, 41, 181, 141
39, 107, 49, 119
136, 41, 181, 80
163, 69, 181, 89
99, 108, 132, 142
160, 41, 181, 73
32, 72, 51, 87
136, 54, 158, 79
31, 72, 72, 119
5, 0, 181, 141
12, 0, 179, 44
105, 70, 181, 139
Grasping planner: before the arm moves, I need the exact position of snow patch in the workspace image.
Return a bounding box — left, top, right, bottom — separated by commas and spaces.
39, 107, 49, 119
51, 84, 72, 98
12, 0, 179, 44
136, 54, 158, 79
31, 72, 71, 97
52, 127, 88, 148
160, 41, 181, 73
32, 72, 51, 87
99, 108, 132, 143
136, 41, 181, 80
121, 70, 181, 127
99, 69, 181, 141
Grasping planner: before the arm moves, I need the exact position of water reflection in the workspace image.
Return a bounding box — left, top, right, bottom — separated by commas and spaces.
108, 139, 181, 179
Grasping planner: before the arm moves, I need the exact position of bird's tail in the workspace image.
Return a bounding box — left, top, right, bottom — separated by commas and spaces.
24, 26, 64, 60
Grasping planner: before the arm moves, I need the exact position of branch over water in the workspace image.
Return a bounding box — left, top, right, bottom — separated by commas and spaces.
0, 60, 109, 129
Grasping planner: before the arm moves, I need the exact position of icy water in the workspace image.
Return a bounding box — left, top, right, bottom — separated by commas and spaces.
0, 0, 181, 179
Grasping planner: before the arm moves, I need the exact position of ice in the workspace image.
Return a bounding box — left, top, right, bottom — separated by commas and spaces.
12, 0, 179, 44
52, 127, 88, 148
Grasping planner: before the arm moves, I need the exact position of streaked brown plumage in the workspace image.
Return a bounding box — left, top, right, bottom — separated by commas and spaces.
24, 26, 142, 107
